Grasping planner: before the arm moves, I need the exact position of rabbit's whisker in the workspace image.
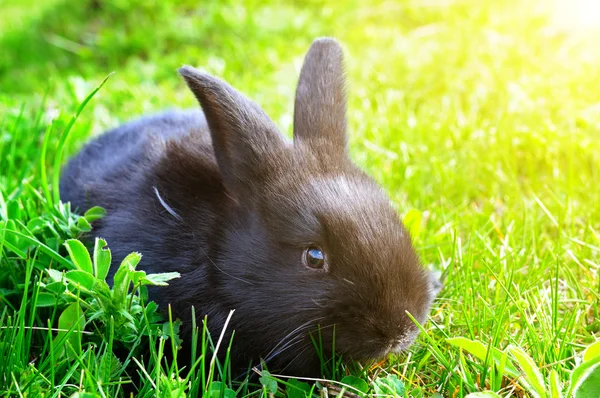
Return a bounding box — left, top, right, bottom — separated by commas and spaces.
264, 320, 336, 365
263, 318, 322, 360
278, 343, 313, 375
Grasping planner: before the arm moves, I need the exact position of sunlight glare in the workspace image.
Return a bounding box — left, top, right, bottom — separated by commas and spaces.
552, 0, 600, 30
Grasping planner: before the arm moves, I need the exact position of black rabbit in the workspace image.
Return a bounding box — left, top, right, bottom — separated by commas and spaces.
60, 38, 441, 376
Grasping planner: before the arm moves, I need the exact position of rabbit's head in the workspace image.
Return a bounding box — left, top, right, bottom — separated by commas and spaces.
178, 38, 440, 375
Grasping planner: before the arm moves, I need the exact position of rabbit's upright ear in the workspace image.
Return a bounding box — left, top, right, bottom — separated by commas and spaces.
293, 38, 347, 161
179, 66, 287, 199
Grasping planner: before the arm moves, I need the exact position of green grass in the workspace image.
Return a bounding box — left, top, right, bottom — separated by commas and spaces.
1, 0, 600, 396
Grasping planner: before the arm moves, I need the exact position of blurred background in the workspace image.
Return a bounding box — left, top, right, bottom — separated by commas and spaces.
3, 0, 600, 131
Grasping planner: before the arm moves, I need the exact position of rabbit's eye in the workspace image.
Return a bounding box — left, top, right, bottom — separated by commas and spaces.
303, 246, 326, 270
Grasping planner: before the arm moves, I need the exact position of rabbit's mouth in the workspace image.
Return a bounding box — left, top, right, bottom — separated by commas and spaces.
387, 329, 420, 355
353, 329, 421, 361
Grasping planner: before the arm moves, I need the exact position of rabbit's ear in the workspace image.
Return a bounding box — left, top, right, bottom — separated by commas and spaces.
293, 38, 348, 160
179, 66, 287, 198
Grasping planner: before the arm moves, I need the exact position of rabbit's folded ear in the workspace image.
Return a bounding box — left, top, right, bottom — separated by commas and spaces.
293, 38, 348, 161
179, 66, 287, 199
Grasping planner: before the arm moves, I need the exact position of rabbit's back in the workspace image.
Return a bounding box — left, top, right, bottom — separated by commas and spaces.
59, 109, 225, 287
60, 110, 209, 213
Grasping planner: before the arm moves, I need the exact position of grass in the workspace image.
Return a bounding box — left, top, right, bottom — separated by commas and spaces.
1, 0, 600, 396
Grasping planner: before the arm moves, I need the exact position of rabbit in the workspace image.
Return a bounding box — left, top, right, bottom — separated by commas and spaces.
60, 37, 442, 377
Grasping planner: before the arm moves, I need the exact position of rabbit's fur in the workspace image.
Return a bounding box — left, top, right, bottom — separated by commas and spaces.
60, 38, 441, 376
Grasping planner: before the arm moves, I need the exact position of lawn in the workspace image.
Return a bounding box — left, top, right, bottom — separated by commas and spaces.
1, 0, 599, 396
